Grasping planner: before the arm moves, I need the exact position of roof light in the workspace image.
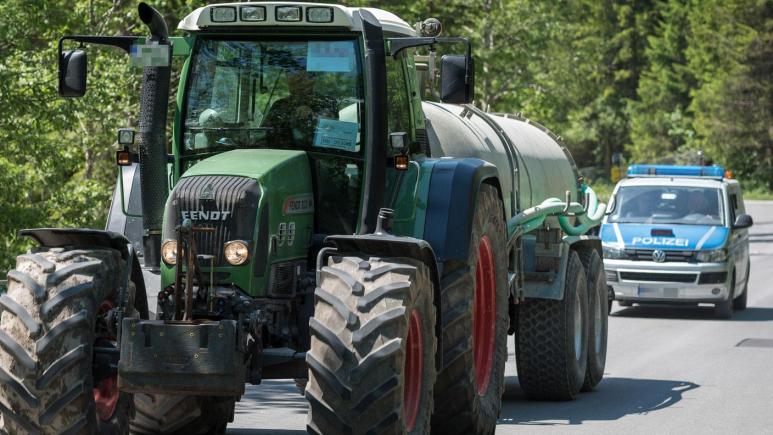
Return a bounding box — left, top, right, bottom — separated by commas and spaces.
627, 164, 726, 179
307, 7, 334, 23
276, 6, 302, 22
240, 5, 266, 22
211, 6, 237, 23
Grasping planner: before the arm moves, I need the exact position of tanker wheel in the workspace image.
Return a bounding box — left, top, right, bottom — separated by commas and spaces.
431, 184, 509, 435
578, 249, 608, 392
0, 247, 133, 434
515, 250, 589, 400
306, 255, 436, 435
129, 394, 235, 435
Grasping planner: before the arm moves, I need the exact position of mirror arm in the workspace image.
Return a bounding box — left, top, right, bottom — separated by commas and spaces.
58, 35, 141, 56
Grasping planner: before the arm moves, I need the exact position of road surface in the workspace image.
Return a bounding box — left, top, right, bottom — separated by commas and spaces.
228, 200, 773, 434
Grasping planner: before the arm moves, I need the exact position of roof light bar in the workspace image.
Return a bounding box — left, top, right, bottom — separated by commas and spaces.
627, 164, 726, 179
240, 5, 266, 22
210, 6, 237, 23
307, 6, 334, 23
276, 6, 301, 22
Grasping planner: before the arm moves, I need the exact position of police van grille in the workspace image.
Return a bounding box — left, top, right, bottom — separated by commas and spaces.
170, 176, 260, 266
625, 249, 694, 262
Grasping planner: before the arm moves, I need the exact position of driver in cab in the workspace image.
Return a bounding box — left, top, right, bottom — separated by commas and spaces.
262, 70, 338, 147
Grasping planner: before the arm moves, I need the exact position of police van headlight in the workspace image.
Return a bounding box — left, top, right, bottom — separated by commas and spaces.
224, 240, 250, 265
696, 248, 727, 263
161, 240, 178, 266
602, 245, 627, 260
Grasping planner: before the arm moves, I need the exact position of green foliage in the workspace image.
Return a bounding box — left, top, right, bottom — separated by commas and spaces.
0, 0, 771, 273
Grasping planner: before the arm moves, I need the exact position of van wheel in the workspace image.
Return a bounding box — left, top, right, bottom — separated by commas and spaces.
715, 273, 734, 319
733, 264, 749, 310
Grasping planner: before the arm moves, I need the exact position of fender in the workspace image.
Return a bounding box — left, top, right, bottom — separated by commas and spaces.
324, 233, 443, 370
423, 158, 501, 270
522, 235, 602, 300
18, 228, 149, 319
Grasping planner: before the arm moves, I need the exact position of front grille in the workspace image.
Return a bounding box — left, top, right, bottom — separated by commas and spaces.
699, 272, 727, 284
164, 176, 261, 266
625, 249, 694, 262
619, 272, 697, 283
268, 261, 305, 298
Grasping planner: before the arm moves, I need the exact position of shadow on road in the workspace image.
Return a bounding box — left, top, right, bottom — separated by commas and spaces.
228, 431, 306, 435
233, 381, 307, 415
498, 376, 699, 426
612, 305, 773, 321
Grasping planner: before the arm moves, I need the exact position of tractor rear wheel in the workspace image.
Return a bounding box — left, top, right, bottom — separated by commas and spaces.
578, 249, 608, 392
306, 256, 436, 435
129, 394, 235, 435
516, 250, 589, 400
431, 184, 509, 435
0, 247, 132, 434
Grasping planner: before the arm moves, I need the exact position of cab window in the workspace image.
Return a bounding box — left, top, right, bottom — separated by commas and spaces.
386, 52, 412, 151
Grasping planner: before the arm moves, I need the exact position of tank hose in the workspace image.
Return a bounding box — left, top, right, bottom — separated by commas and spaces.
507, 184, 606, 237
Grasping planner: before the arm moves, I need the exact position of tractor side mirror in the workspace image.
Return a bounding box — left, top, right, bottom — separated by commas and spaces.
733, 214, 753, 229
59, 49, 88, 97
440, 54, 474, 104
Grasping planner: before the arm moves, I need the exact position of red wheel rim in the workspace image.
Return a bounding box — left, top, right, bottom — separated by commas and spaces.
94, 376, 120, 421
403, 309, 423, 432
474, 235, 496, 396
94, 300, 120, 421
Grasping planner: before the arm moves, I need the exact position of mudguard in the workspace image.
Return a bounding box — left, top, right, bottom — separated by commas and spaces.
423, 158, 501, 270
324, 233, 443, 369
18, 228, 149, 318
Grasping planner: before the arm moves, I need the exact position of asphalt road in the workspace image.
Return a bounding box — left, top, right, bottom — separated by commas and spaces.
228, 200, 773, 434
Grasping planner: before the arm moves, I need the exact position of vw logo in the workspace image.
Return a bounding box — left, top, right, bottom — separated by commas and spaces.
652, 250, 666, 263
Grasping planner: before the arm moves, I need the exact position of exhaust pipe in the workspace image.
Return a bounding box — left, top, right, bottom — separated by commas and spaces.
136, 2, 170, 268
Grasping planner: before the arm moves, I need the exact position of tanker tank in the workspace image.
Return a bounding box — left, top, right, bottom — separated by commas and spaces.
422, 101, 582, 216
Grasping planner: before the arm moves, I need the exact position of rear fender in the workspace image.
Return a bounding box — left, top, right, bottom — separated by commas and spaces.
522, 235, 601, 301
324, 233, 443, 369
18, 228, 149, 319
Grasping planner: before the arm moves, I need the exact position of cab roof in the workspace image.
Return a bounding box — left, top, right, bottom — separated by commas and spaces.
178, 2, 416, 36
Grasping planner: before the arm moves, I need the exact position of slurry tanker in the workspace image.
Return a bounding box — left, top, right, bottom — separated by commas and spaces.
0, 3, 608, 434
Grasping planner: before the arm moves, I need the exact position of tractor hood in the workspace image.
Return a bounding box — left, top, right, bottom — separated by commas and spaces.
161, 148, 315, 297
182, 148, 308, 182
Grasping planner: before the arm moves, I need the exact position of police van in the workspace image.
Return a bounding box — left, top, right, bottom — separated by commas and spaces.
601, 165, 753, 318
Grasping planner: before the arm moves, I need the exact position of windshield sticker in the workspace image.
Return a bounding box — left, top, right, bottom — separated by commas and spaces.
307, 41, 354, 73
313, 118, 359, 152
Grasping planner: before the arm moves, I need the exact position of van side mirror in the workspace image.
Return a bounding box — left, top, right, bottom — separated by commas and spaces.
440, 54, 474, 104
59, 49, 88, 97
733, 214, 753, 229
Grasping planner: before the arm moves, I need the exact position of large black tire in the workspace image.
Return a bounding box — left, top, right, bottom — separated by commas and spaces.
130, 394, 235, 435
733, 263, 749, 311
0, 247, 132, 434
306, 256, 436, 435
516, 250, 589, 400
431, 184, 509, 435
715, 271, 734, 319
578, 249, 608, 392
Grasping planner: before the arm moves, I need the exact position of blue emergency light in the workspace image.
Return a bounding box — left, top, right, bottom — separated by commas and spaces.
627, 164, 726, 179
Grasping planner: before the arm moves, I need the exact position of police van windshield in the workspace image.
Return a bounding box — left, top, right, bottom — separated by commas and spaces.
609, 185, 724, 226
183, 38, 363, 154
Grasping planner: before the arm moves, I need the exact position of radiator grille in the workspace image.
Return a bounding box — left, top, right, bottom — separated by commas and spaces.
625, 249, 694, 262
164, 176, 261, 266
619, 272, 697, 283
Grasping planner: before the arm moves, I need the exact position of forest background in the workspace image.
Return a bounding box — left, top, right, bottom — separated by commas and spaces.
0, 0, 771, 271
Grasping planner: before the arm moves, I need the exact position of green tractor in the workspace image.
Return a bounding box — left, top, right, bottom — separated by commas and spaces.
0, 3, 609, 434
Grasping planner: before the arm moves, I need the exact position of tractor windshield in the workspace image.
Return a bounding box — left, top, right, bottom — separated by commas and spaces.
183, 38, 363, 154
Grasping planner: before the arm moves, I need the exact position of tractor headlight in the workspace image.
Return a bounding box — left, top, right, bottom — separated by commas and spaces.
161, 240, 178, 266
602, 245, 627, 260
224, 241, 250, 266
696, 248, 727, 263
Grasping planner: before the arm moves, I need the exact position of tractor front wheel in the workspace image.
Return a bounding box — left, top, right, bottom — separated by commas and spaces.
306, 255, 436, 435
